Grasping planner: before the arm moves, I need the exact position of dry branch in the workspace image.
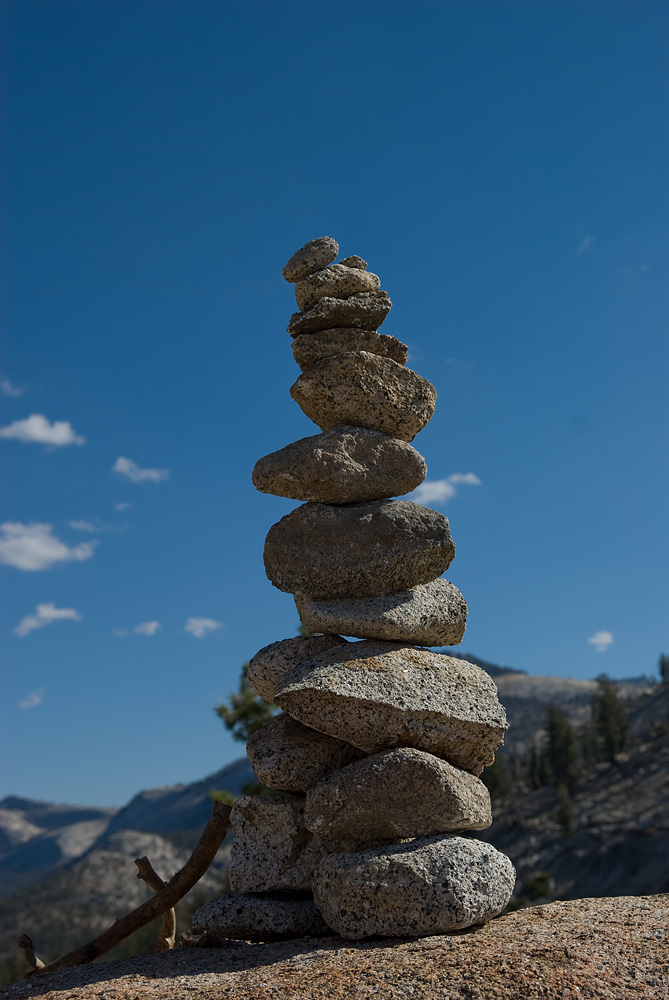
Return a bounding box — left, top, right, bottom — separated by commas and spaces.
135, 856, 176, 951
17, 935, 44, 971
21, 801, 231, 978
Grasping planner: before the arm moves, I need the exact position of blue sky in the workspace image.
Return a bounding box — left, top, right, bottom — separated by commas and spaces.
1, 0, 667, 806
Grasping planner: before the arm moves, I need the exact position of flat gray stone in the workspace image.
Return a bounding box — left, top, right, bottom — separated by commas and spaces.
304, 748, 492, 848
295, 264, 381, 312
246, 713, 363, 793
252, 427, 426, 505
264, 500, 455, 600
282, 237, 339, 283
292, 328, 407, 371
247, 635, 348, 702
290, 352, 436, 442
191, 892, 331, 940
287, 291, 391, 336
339, 255, 367, 269
273, 642, 508, 775
295, 578, 467, 645
312, 835, 516, 939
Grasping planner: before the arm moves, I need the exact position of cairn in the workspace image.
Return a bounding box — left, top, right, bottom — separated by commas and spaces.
192, 237, 515, 942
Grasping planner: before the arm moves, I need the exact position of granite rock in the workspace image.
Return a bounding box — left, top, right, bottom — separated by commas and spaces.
247, 635, 348, 702
295, 577, 467, 645
252, 427, 426, 505
191, 893, 331, 941
290, 352, 436, 442
287, 291, 391, 336
339, 255, 367, 269
246, 713, 363, 793
292, 328, 407, 371
304, 748, 492, 847
295, 264, 381, 312
312, 835, 516, 939
282, 237, 339, 283
273, 642, 508, 774
264, 500, 455, 600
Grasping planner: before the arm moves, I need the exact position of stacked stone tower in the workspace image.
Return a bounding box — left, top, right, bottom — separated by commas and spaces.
192, 237, 515, 942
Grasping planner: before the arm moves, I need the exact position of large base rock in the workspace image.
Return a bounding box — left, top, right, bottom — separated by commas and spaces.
295, 577, 467, 645
304, 748, 491, 847
191, 892, 331, 941
312, 836, 516, 939
274, 641, 507, 775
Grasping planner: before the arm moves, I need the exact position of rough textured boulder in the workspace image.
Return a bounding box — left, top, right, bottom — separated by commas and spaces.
292, 328, 407, 371
247, 635, 348, 702
312, 835, 516, 939
339, 254, 367, 269
253, 427, 426, 505
264, 500, 455, 600
304, 748, 491, 847
295, 577, 467, 645
273, 642, 508, 774
295, 264, 381, 311
282, 237, 339, 283
290, 352, 436, 441
246, 713, 363, 793
191, 893, 331, 941
287, 291, 391, 336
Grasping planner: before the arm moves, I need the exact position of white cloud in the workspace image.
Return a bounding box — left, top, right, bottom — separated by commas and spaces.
112, 457, 170, 484
409, 472, 482, 505
14, 602, 82, 637
18, 688, 46, 710
133, 620, 161, 636
68, 519, 102, 533
0, 375, 23, 397
0, 413, 85, 446
0, 522, 98, 571
185, 617, 223, 639
588, 630, 614, 653
576, 234, 596, 255
114, 502, 133, 512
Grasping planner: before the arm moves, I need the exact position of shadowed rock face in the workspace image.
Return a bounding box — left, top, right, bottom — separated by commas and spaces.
273, 642, 508, 775
292, 328, 407, 371
264, 500, 455, 600
287, 291, 392, 336
312, 835, 516, 939
191, 892, 332, 941
290, 351, 435, 441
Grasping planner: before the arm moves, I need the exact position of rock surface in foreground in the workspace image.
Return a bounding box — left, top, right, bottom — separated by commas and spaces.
273, 642, 508, 774
191, 892, 331, 941
313, 835, 516, 939
296, 577, 467, 645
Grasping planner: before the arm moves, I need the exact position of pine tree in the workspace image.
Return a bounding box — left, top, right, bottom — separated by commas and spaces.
214, 662, 277, 742
590, 673, 628, 762
540, 704, 580, 795
659, 653, 669, 685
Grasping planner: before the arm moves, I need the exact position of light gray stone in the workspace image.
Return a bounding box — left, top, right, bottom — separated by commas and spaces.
304, 748, 492, 848
292, 328, 407, 371
287, 291, 391, 336
339, 255, 367, 269
290, 352, 436, 442
312, 835, 516, 939
252, 427, 426, 505
264, 500, 455, 600
247, 635, 348, 702
273, 642, 508, 774
295, 264, 381, 311
282, 237, 339, 283
246, 713, 363, 793
295, 577, 467, 645
228, 795, 330, 892
191, 892, 331, 940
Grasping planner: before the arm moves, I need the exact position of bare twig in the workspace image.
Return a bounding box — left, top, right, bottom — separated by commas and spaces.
17, 935, 44, 971
22, 801, 231, 977
135, 856, 176, 951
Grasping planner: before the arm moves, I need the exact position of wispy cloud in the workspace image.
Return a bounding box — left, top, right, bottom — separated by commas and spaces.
112, 457, 170, 484
445, 358, 474, 373
133, 620, 161, 636
0, 522, 98, 571
18, 688, 46, 710
575, 234, 597, 255
14, 602, 82, 637
409, 472, 482, 506
588, 630, 614, 653
68, 519, 103, 533
185, 617, 223, 639
114, 502, 133, 512
0, 375, 23, 397
0, 414, 85, 446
